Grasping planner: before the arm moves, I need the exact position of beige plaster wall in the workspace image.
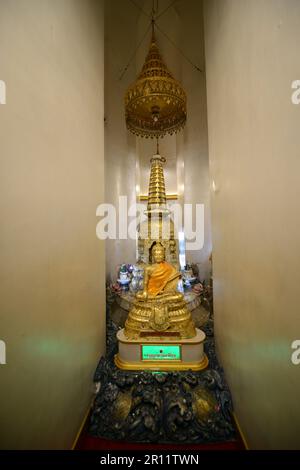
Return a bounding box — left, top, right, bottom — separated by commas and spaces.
0, 0, 105, 449
204, 0, 300, 449
104, 0, 138, 281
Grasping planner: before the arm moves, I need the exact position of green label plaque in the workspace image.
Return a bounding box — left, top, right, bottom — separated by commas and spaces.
141, 345, 181, 361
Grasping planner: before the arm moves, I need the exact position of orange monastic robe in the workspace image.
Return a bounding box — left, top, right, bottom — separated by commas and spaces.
147, 261, 179, 296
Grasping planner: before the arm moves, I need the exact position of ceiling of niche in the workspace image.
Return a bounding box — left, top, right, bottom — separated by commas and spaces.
173, 1, 189, 17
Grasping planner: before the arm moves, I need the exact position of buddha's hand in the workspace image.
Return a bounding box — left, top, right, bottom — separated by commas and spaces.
136, 290, 148, 301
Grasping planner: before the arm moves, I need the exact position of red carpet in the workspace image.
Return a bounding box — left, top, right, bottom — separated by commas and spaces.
76, 434, 245, 450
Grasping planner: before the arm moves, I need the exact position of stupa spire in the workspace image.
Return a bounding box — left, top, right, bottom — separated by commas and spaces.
146, 153, 167, 213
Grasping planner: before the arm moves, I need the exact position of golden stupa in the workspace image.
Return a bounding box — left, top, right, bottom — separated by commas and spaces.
125, 26, 187, 139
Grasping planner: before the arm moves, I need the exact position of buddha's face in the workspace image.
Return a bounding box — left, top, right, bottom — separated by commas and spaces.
152, 246, 165, 263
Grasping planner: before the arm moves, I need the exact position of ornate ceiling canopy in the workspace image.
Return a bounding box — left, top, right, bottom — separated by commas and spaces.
124, 28, 187, 139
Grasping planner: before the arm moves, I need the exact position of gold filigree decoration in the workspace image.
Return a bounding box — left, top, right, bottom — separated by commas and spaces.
124, 27, 187, 138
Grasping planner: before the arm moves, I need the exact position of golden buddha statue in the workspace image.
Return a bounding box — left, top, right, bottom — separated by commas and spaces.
136, 243, 182, 302
124, 243, 196, 340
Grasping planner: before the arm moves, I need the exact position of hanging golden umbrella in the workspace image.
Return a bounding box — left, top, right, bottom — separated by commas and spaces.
124, 25, 187, 139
